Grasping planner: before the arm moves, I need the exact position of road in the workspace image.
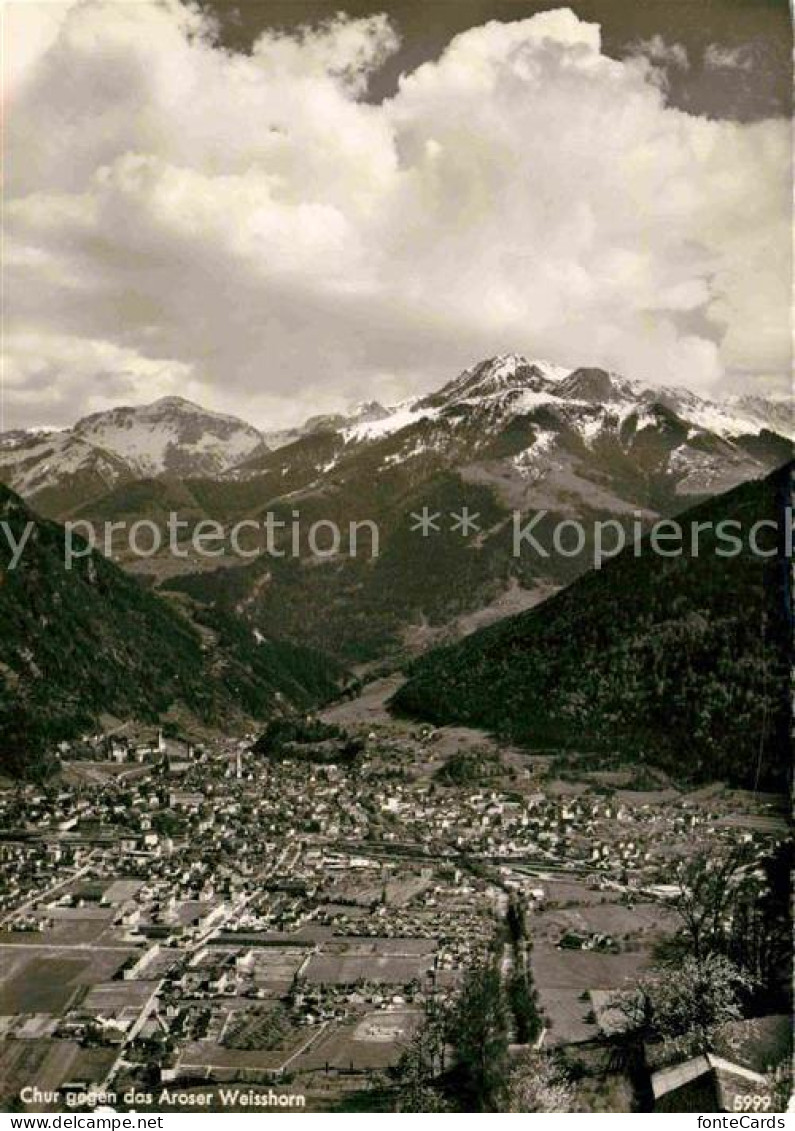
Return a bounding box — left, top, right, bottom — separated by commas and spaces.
0, 863, 93, 929
99, 978, 164, 1094
0, 942, 132, 951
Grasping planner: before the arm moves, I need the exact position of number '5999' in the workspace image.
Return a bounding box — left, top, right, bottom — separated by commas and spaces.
732, 1094, 772, 1111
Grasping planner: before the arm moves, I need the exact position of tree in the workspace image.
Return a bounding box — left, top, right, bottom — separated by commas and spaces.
508, 970, 542, 1044
393, 1013, 449, 1112
724, 841, 793, 1012
671, 848, 752, 960
667, 845, 791, 1013
506, 895, 528, 944
613, 954, 751, 1056
0, 705, 58, 781
450, 960, 511, 1110
505, 1051, 574, 1112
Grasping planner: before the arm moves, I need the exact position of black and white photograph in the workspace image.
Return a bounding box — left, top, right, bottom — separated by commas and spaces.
0, 0, 792, 1118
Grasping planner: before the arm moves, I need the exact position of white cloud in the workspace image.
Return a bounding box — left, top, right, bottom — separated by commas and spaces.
704, 44, 754, 72
2, 0, 79, 98
4, 2, 791, 430
630, 33, 689, 73
3, 328, 195, 423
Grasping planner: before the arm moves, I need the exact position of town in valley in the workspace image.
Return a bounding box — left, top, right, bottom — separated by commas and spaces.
0, 678, 789, 1113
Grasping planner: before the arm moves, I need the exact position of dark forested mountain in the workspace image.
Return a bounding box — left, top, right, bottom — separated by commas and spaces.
391, 465, 793, 790
0, 485, 346, 779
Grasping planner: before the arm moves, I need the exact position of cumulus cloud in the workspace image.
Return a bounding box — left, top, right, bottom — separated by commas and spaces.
4, 2, 791, 429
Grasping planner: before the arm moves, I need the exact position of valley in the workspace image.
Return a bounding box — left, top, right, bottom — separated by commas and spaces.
5, 0, 793, 1111
0, 354, 791, 1113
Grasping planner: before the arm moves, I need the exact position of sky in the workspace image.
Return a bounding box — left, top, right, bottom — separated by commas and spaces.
3, 0, 792, 431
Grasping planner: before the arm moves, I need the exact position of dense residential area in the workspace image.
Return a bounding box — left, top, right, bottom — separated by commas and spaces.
0, 676, 790, 1113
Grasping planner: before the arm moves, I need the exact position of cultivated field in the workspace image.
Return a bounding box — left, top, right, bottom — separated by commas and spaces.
304, 954, 431, 985
0, 1040, 115, 1109
0, 952, 90, 1014
292, 1010, 422, 1073
532, 942, 650, 1045
81, 980, 158, 1019
178, 1026, 311, 1075
0, 943, 135, 1015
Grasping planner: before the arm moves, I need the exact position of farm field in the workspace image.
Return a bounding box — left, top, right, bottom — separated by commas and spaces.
81, 981, 158, 1017
291, 1009, 422, 1072
535, 899, 678, 942
178, 1027, 311, 1075
531, 942, 650, 1045
0, 1040, 115, 1109
40, 909, 120, 946
0, 953, 90, 1014
244, 947, 310, 992
0, 944, 134, 1015
1, 902, 132, 948
304, 954, 431, 985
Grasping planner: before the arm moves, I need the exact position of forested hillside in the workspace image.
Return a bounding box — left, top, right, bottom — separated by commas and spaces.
0, 485, 346, 779
392, 466, 792, 789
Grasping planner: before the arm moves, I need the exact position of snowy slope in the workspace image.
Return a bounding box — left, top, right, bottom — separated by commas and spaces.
0, 397, 267, 510
72, 396, 265, 477
335, 356, 793, 453
255, 355, 792, 507
0, 430, 132, 502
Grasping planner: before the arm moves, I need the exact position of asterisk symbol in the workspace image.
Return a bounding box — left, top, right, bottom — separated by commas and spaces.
450, 507, 480, 536
410, 507, 441, 536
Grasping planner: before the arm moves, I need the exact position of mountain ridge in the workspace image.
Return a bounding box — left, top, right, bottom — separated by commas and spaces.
2, 358, 792, 517
4, 356, 791, 665
0, 397, 267, 508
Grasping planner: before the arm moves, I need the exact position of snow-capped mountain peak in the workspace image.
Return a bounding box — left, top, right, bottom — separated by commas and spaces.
556, 367, 637, 403
0, 398, 268, 506
421, 354, 565, 408
318, 356, 792, 506
150, 395, 198, 410
0, 430, 134, 503
71, 398, 265, 478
